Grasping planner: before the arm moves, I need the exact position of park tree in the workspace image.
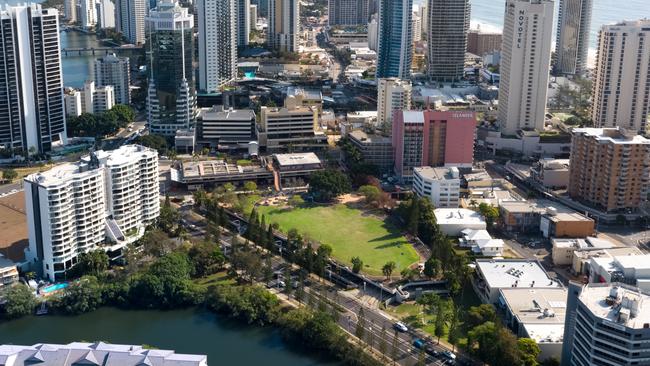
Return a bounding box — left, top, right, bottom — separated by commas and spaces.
2, 284, 37, 319
467, 321, 521, 366
382, 261, 396, 281
466, 304, 497, 328
188, 241, 226, 277
136, 134, 168, 155
518, 338, 541, 366
1, 168, 17, 182
243, 181, 257, 192
358, 185, 381, 205
308, 169, 352, 202
423, 256, 441, 278
351, 256, 363, 273
158, 195, 180, 234
288, 194, 305, 207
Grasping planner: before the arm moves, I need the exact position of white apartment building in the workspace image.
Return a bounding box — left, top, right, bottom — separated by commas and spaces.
377, 78, 412, 126
197, 106, 256, 147
81, 81, 115, 114
553, 0, 592, 76
115, 0, 146, 44
94, 53, 130, 105
591, 20, 650, 134
197, 0, 237, 93
95, 0, 115, 28
64, 0, 77, 22
561, 283, 650, 366
368, 16, 378, 51
498, 0, 554, 135
250, 4, 257, 30
24, 145, 159, 281
64, 89, 83, 117
413, 166, 460, 208
258, 96, 326, 150
411, 13, 421, 43
78, 0, 97, 27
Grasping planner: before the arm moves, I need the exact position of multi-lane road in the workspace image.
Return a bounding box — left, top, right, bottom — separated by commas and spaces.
178, 205, 465, 366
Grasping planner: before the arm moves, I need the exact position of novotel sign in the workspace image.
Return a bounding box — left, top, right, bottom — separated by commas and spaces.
517, 10, 526, 49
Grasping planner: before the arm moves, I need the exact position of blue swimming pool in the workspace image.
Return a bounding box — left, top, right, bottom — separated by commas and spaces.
42, 283, 68, 293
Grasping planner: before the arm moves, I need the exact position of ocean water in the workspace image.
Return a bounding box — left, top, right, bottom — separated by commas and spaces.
467, 0, 650, 49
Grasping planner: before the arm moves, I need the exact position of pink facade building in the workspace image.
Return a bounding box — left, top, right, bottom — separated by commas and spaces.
392, 110, 476, 181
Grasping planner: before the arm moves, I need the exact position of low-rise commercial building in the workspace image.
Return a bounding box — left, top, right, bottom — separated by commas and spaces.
0, 342, 208, 365
258, 96, 327, 151
434, 208, 486, 236
24, 145, 159, 281
540, 209, 594, 238
589, 254, 650, 292
0, 254, 19, 288
561, 283, 650, 366
347, 130, 393, 172
413, 167, 460, 208
551, 237, 617, 267
531, 159, 570, 189
473, 259, 562, 304
572, 247, 643, 277
196, 107, 256, 150
459, 229, 504, 257
499, 287, 567, 361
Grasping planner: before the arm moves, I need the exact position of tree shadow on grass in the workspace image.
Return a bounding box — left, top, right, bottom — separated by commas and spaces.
373, 240, 407, 249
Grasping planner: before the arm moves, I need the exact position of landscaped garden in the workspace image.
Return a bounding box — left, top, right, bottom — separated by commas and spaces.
256, 203, 420, 276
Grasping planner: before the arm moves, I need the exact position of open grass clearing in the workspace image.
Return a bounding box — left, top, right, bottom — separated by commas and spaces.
256, 203, 420, 276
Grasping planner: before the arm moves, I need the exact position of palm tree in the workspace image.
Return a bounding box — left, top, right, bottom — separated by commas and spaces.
382, 261, 396, 281
469, 199, 478, 208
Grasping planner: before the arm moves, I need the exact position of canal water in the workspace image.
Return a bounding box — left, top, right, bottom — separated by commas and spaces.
0, 307, 341, 365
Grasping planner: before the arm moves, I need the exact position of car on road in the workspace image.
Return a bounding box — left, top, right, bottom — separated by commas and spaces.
424, 344, 439, 357
266, 280, 286, 289
393, 321, 408, 333
442, 350, 456, 361
412, 338, 425, 350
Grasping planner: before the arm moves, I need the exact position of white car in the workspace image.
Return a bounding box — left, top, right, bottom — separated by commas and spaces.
393, 321, 408, 332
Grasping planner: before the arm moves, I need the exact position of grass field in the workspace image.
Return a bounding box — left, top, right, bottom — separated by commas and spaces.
257, 203, 420, 276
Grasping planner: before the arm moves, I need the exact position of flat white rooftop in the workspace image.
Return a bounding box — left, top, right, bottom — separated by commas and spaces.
435, 208, 485, 226
274, 152, 321, 166
477, 259, 562, 290
573, 127, 650, 145
579, 283, 650, 329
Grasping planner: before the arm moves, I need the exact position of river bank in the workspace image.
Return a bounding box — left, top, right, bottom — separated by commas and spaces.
0, 306, 341, 366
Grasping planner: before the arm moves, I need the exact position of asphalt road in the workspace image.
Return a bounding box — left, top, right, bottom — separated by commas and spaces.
179, 207, 463, 366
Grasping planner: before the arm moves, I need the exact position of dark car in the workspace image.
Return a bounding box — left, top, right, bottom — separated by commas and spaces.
424, 344, 439, 357
412, 338, 425, 349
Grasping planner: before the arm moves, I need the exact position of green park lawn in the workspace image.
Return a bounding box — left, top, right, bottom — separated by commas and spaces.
257, 203, 420, 276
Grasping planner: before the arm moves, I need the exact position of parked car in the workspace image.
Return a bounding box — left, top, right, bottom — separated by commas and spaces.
393, 321, 408, 333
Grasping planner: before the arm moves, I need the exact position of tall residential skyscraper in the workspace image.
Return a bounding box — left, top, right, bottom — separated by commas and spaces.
268, 0, 299, 52
95, 0, 115, 28
0, 4, 66, 155
198, 0, 237, 93
115, 0, 146, 44
24, 145, 159, 281
328, 0, 369, 26
376, 0, 413, 79
411, 12, 421, 43
568, 128, 650, 212
146, 0, 196, 136
64, 0, 77, 22
237, 0, 250, 46
561, 283, 650, 366
591, 20, 650, 134
78, 0, 97, 27
498, 0, 554, 135
553, 0, 592, 76
426, 0, 470, 82
94, 53, 131, 105
377, 78, 411, 126
250, 4, 257, 30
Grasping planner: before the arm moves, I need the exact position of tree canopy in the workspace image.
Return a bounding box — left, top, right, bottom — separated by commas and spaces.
308, 169, 352, 202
